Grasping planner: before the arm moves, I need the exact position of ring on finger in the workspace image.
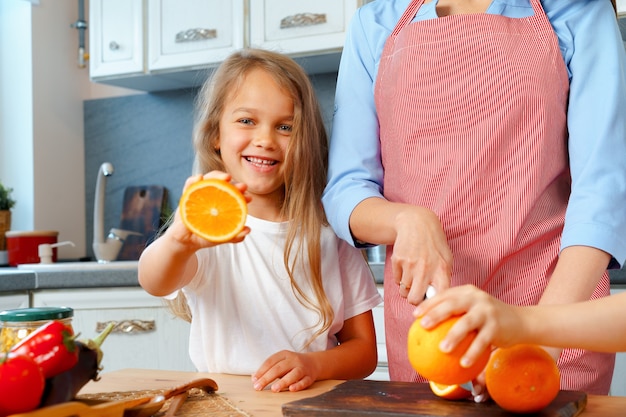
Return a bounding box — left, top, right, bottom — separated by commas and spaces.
399, 282, 411, 291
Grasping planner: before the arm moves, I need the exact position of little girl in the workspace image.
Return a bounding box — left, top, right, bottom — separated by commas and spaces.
138, 48, 382, 393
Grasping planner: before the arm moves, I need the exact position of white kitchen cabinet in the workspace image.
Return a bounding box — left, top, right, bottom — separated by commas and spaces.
249, 1, 358, 56
610, 286, 626, 396
89, 0, 362, 91
368, 285, 389, 381
147, 0, 245, 71
89, 0, 144, 78
32, 287, 196, 373
0, 292, 29, 312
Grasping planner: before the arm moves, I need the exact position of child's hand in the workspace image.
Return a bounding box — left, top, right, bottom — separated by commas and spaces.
252, 350, 320, 392
413, 285, 524, 368
167, 171, 251, 249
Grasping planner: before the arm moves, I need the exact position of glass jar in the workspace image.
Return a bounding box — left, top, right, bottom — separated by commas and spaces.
0, 306, 74, 354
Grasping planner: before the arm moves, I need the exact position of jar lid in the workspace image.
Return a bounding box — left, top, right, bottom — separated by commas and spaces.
0, 306, 73, 322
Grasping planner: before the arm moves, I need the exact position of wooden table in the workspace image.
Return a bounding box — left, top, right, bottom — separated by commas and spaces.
79, 368, 626, 417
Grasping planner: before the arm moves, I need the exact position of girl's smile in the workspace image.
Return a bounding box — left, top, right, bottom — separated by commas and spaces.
244, 156, 278, 172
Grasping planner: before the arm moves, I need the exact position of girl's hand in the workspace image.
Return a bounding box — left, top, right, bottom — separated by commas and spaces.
392, 205, 453, 305
167, 171, 251, 249
413, 285, 524, 367
252, 350, 319, 392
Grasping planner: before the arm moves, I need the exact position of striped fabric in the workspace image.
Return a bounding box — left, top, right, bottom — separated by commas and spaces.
374, 0, 614, 394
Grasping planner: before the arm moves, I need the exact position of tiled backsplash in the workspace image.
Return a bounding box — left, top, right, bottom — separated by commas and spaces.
83, 72, 337, 260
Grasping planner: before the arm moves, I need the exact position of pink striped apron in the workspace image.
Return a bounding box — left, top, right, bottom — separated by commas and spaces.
374, 0, 613, 394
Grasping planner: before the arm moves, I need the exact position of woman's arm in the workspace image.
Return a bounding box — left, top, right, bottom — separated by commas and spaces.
251, 311, 378, 392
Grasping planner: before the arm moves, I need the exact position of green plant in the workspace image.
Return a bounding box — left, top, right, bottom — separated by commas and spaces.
0, 182, 16, 211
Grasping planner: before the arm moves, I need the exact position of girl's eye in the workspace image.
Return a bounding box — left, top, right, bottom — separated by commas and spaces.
278, 124, 292, 132
238, 118, 253, 125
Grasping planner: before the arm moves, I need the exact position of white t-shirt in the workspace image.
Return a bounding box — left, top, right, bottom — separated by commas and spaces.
181, 215, 382, 374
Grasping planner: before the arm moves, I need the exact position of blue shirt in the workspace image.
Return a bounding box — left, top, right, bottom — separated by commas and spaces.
322, 0, 626, 267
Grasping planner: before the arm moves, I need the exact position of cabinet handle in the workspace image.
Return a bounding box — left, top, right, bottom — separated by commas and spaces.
96, 320, 155, 334
280, 13, 327, 29
175, 28, 217, 43
109, 41, 120, 51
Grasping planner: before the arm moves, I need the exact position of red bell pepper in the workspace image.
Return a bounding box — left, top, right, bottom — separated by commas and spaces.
10, 320, 78, 378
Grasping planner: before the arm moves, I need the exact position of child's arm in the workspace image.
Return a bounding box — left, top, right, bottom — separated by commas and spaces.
251, 310, 378, 392
414, 284, 626, 367
138, 171, 250, 297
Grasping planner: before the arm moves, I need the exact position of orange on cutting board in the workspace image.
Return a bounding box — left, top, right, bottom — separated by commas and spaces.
179, 178, 248, 243
407, 315, 490, 385
428, 381, 472, 400
485, 344, 560, 414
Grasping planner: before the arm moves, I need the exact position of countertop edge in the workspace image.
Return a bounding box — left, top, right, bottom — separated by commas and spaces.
2, 263, 626, 292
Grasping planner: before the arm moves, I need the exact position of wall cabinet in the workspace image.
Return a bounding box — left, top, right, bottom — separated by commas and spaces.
89, 0, 361, 91
32, 287, 195, 373
147, 0, 245, 71
89, 0, 144, 78
249, 1, 356, 56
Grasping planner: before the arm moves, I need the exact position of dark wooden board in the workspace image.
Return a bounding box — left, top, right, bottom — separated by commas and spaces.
282, 380, 587, 417
117, 185, 167, 260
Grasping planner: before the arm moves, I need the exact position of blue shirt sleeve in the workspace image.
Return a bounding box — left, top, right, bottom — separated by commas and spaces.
549, 0, 626, 267
322, 5, 391, 246
322, 0, 626, 266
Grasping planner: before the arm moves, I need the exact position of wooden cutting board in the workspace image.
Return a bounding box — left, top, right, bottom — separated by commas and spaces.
117, 185, 167, 260
282, 380, 587, 417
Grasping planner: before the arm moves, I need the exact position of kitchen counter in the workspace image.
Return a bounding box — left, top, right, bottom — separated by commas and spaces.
78, 368, 626, 417
0, 264, 139, 292
2, 261, 626, 292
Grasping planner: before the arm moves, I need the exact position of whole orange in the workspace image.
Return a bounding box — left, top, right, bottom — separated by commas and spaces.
485, 344, 560, 414
407, 315, 490, 385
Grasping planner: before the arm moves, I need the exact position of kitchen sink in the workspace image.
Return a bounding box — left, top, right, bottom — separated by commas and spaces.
16, 261, 138, 271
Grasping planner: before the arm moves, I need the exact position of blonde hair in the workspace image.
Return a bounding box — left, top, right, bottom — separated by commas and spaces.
170, 48, 332, 348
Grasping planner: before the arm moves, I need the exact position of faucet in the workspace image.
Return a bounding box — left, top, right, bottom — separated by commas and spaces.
92, 162, 140, 263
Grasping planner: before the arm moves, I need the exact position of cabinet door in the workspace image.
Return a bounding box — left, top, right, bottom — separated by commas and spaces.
368, 286, 389, 381
33, 288, 195, 373
148, 0, 245, 71
0, 293, 29, 312
249, 0, 359, 54
89, 0, 144, 78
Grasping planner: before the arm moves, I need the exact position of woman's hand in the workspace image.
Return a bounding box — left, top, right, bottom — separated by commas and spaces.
391, 205, 453, 305
252, 350, 320, 392
349, 199, 452, 303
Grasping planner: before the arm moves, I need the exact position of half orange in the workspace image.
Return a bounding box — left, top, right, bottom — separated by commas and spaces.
179, 178, 248, 243
429, 381, 472, 400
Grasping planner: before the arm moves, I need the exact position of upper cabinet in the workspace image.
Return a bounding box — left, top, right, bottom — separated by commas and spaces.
249, 1, 355, 55
89, 0, 362, 92
147, 0, 245, 71
89, 0, 144, 78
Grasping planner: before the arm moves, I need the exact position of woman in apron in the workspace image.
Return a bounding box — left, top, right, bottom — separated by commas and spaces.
322, 0, 626, 395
